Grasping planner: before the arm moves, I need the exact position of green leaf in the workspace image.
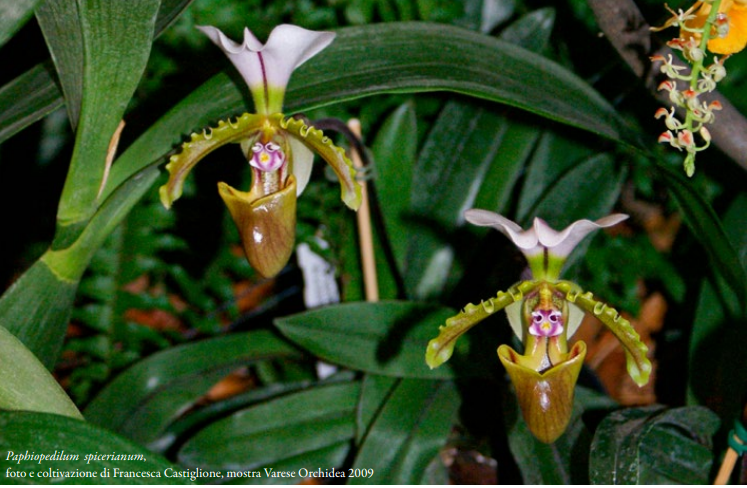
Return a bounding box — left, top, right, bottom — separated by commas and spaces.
104, 21, 641, 203
0, 0, 41, 48
290, 23, 634, 145
589, 405, 720, 484
371, 101, 418, 273
0, 259, 79, 370
687, 194, 747, 423
355, 374, 398, 444
471, 113, 539, 215
102, 72, 241, 201
1, 0, 192, 145
154, 0, 194, 33
349, 379, 459, 484
656, 162, 747, 310
404, 100, 515, 299
85, 331, 301, 447
0, 166, 160, 366
177, 382, 360, 482
158, 379, 323, 454
515, 130, 596, 222
0, 325, 81, 419
35, 0, 85, 129
500, 8, 555, 53
0, 411, 189, 484
0, 62, 63, 144
54, 0, 160, 225
275, 300, 490, 378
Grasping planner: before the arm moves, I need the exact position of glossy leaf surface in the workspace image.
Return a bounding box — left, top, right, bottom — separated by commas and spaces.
104, 21, 640, 201
0, 0, 193, 145
275, 300, 490, 379
177, 382, 360, 482
589, 406, 719, 484
371, 101, 417, 274
55, 0, 160, 224
85, 331, 301, 447
355, 374, 399, 445
404, 100, 518, 299
349, 379, 459, 484
0, 326, 81, 419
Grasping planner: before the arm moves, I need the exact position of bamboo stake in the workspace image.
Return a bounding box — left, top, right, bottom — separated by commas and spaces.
714, 446, 739, 485
347, 119, 378, 303
714, 405, 746, 485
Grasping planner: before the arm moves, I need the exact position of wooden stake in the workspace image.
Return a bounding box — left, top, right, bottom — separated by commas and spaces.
347, 119, 378, 303
714, 405, 746, 485
714, 445, 739, 485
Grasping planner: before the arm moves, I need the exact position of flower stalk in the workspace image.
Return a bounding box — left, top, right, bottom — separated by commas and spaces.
651, 0, 747, 176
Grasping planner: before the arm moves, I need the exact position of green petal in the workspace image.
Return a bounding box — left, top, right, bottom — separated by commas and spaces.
425, 280, 539, 369
159, 113, 268, 208
556, 280, 652, 386
280, 115, 361, 210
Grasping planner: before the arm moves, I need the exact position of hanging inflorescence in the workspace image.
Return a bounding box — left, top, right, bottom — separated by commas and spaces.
651, 0, 747, 176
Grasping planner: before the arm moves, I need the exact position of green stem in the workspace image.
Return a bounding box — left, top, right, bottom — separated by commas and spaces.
688, 0, 722, 91
682, 0, 721, 175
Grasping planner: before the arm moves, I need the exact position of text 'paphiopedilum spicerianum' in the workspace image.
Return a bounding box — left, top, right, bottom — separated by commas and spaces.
425, 210, 652, 443
159, 24, 361, 277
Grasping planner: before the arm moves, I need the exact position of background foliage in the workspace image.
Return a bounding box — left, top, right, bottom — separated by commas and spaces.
0, 0, 745, 484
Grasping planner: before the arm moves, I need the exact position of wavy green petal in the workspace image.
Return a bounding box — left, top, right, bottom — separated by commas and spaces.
556, 280, 652, 386
425, 280, 539, 369
159, 113, 268, 208
280, 115, 361, 210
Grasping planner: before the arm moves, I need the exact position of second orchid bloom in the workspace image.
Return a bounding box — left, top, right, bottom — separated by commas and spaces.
159, 24, 361, 277
426, 211, 652, 443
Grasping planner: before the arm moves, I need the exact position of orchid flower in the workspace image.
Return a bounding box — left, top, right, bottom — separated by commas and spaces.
159, 24, 361, 277
425, 210, 651, 443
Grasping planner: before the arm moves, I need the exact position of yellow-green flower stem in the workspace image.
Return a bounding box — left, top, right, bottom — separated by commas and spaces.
425, 280, 539, 369
527, 252, 565, 282
252, 85, 286, 116
687, 0, 723, 91
555, 280, 652, 386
